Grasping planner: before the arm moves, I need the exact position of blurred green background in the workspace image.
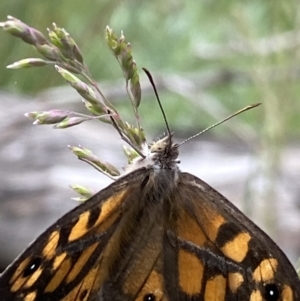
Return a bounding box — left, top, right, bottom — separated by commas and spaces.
0, 0, 300, 266
1, 0, 299, 133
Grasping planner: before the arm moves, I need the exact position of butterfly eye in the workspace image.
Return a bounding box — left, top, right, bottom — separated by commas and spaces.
143, 293, 156, 301
23, 257, 42, 277
264, 283, 280, 301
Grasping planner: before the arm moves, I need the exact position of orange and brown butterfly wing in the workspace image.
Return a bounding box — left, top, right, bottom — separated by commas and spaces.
163, 172, 300, 301
0, 169, 153, 301
98, 170, 300, 301
1, 167, 300, 301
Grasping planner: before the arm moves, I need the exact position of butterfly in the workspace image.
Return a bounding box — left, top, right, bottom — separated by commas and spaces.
0, 101, 300, 301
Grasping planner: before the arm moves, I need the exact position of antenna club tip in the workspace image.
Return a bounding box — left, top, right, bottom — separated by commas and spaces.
142, 67, 151, 79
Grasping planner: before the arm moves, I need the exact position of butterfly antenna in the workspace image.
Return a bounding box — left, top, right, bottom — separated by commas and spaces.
178, 103, 261, 147
142, 68, 171, 137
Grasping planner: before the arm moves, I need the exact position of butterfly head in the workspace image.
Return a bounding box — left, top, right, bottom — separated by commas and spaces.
149, 133, 180, 169
124, 133, 180, 175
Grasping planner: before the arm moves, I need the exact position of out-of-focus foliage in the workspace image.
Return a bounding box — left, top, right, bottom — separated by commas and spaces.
0, 0, 300, 135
